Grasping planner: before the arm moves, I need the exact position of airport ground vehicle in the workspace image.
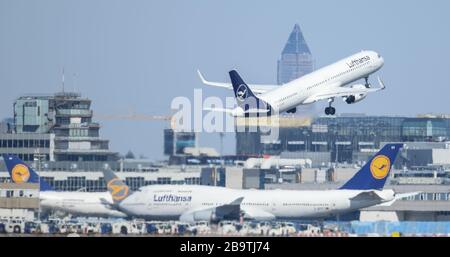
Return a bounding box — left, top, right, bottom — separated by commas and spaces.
82, 222, 101, 234
156, 222, 173, 234
176, 223, 194, 235
24, 221, 40, 234
238, 222, 262, 236
112, 221, 131, 235
258, 221, 273, 236
268, 224, 284, 236
145, 222, 159, 234
218, 220, 238, 235
4, 219, 25, 233
191, 221, 211, 235
279, 222, 297, 235
100, 223, 113, 234
297, 224, 321, 235
112, 220, 145, 235
0, 221, 6, 233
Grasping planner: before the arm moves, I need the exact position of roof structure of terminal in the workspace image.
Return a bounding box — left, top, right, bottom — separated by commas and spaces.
281, 24, 311, 55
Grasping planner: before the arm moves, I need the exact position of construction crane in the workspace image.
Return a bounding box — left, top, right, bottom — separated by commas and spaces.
94, 111, 176, 129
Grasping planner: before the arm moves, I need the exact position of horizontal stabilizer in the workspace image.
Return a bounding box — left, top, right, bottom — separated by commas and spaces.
374, 192, 421, 207
395, 192, 421, 200
197, 69, 277, 94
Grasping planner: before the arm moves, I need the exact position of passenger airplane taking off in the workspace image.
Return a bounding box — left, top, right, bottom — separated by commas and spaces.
198, 50, 385, 116
103, 144, 418, 223
2, 155, 126, 218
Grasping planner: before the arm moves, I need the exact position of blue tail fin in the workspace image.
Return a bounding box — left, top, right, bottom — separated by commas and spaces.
229, 70, 271, 114
2, 154, 53, 191
229, 70, 258, 102
339, 144, 403, 190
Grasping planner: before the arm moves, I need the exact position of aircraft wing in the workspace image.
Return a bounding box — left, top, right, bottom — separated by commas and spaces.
99, 197, 116, 210
197, 70, 278, 94
395, 191, 421, 200
374, 192, 421, 207
303, 77, 386, 104
179, 197, 244, 223
241, 207, 276, 221
204, 107, 269, 117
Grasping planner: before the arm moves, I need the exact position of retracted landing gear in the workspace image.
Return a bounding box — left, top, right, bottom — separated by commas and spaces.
324, 98, 336, 115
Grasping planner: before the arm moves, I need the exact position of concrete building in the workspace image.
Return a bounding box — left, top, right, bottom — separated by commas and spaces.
0, 183, 39, 220
1, 92, 117, 162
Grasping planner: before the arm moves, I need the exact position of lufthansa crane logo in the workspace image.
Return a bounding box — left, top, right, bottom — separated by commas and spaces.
370, 155, 391, 180
107, 178, 129, 201
236, 84, 248, 102
11, 164, 31, 184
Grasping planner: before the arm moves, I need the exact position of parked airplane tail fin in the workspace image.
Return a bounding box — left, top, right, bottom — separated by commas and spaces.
102, 169, 131, 204
339, 143, 403, 190
2, 154, 53, 191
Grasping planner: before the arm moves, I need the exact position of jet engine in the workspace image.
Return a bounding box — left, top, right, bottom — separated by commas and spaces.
286, 108, 297, 114
180, 209, 220, 223
342, 84, 367, 104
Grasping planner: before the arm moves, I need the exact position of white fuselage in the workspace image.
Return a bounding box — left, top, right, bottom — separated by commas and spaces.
118, 185, 395, 220
260, 51, 384, 113
39, 191, 127, 218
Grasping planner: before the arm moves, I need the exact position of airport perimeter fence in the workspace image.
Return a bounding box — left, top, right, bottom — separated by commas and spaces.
326, 221, 450, 236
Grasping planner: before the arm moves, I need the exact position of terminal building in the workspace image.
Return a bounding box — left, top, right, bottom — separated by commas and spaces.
235, 114, 450, 166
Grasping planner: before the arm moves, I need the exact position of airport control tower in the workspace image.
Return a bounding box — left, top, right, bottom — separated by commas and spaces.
5, 91, 118, 162
277, 24, 314, 85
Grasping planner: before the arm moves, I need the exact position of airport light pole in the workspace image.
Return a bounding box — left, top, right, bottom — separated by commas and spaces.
34, 147, 41, 222
219, 132, 224, 167
34, 146, 46, 222
334, 131, 339, 166
302, 130, 309, 152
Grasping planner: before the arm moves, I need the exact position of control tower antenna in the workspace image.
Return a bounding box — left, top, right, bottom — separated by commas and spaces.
61, 67, 65, 93
73, 72, 77, 93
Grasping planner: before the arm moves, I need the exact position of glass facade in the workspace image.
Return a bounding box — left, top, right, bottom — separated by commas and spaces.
40, 175, 201, 192
402, 118, 447, 141
236, 115, 450, 163
164, 129, 196, 156
14, 98, 51, 133
277, 24, 314, 85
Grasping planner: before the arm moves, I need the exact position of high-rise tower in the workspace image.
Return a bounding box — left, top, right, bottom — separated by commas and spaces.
277, 24, 314, 85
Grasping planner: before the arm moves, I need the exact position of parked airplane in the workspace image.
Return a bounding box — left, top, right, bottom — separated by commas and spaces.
1, 154, 126, 218
198, 50, 385, 116
103, 144, 417, 223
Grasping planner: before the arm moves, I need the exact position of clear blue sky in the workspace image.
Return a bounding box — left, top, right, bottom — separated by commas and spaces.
1, 0, 449, 159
